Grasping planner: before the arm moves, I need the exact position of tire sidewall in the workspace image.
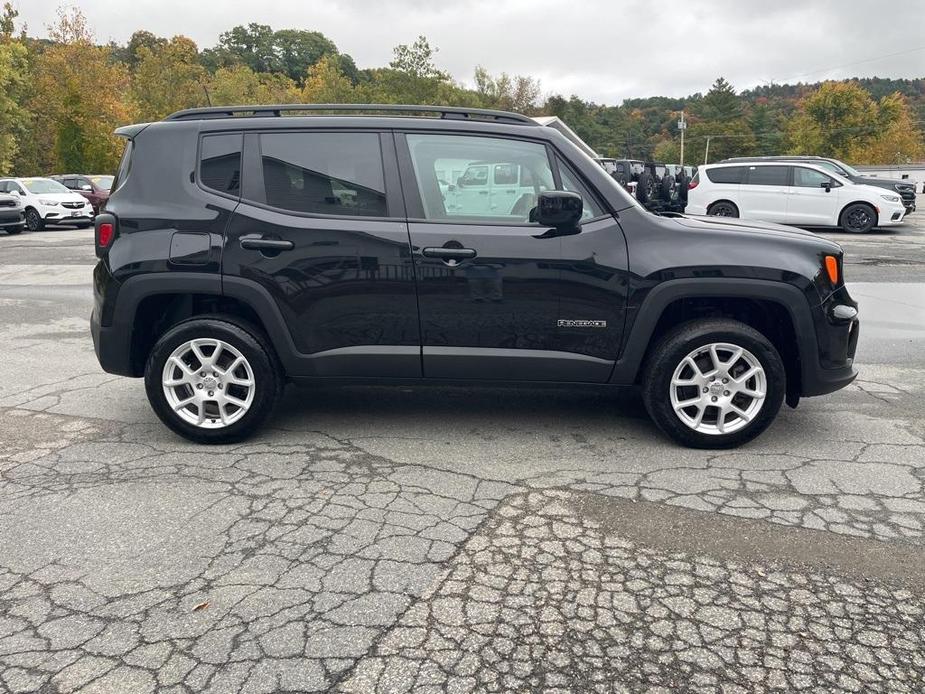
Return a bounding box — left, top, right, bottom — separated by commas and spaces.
643, 321, 785, 449
144, 318, 280, 443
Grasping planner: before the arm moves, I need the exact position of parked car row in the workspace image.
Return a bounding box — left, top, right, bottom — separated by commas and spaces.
594, 158, 695, 214
0, 176, 106, 233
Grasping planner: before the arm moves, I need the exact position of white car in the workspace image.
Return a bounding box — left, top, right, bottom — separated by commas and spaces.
0, 192, 25, 235
0, 177, 94, 231
686, 162, 906, 233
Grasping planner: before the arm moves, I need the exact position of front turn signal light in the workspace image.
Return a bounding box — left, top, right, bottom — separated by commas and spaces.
824, 255, 839, 285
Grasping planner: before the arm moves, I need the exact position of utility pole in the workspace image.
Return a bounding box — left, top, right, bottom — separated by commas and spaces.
704, 136, 712, 166
677, 111, 687, 167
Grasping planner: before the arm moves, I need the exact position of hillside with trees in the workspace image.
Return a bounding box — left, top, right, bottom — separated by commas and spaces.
1, 4, 923, 175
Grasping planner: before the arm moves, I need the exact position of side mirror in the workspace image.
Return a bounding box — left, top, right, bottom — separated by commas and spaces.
535, 191, 582, 229
9, 190, 19, 196
80, 184, 92, 191
820, 181, 832, 192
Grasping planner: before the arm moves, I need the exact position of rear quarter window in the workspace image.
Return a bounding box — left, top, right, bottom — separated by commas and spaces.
705, 166, 746, 184
200, 133, 243, 196
111, 140, 134, 193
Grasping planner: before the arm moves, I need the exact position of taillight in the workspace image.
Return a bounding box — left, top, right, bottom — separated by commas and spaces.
688, 174, 699, 190
98, 223, 114, 246
95, 213, 117, 258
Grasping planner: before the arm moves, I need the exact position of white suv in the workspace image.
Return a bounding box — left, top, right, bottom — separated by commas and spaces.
0, 177, 94, 231
686, 162, 906, 233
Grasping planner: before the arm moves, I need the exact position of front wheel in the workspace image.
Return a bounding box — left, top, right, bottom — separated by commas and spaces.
144, 317, 282, 444
839, 203, 876, 233
641, 319, 785, 448
24, 208, 44, 231
6, 226, 23, 235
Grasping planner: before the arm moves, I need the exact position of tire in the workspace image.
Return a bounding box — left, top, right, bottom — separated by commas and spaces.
76, 222, 92, 229
660, 173, 674, 200
707, 201, 739, 218
24, 208, 44, 231
839, 203, 876, 234
6, 227, 23, 235
677, 174, 690, 206
144, 316, 283, 444
641, 319, 785, 449
636, 172, 654, 204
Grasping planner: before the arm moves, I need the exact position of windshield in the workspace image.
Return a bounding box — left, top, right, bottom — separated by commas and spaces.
812, 161, 845, 176
22, 178, 70, 194
90, 175, 114, 189
834, 160, 862, 176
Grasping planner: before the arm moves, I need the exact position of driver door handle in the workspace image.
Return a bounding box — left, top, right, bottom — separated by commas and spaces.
240, 236, 294, 251
421, 247, 477, 260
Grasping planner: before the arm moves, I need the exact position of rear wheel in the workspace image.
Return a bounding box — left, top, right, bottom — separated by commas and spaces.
839, 203, 876, 233
24, 208, 44, 231
641, 319, 785, 448
707, 201, 739, 218
6, 226, 23, 235
144, 317, 282, 444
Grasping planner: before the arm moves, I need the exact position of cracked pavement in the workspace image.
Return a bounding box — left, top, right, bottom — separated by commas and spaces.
1, 209, 925, 693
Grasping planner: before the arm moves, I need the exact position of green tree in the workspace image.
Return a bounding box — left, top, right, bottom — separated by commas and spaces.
273, 29, 338, 82
474, 66, 541, 113
697, 77, 741, 121
0, 2, 30, 174
122, 30, 166, 69
389, 36, 447, 81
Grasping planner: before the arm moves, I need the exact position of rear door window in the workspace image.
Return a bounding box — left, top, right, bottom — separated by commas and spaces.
705, 166, 746, 184
256, 132, 387, 217
745, 166, 790, 186
200, 133, 243, 196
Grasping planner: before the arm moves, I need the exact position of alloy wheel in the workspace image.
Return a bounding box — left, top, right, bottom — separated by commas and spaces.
161, 338, 255, 428
25, 209, 42, 231
845, 207, 872, 232
669, 342, 767, 435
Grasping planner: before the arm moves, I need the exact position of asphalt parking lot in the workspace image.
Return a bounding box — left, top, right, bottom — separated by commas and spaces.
1, 205, 924, 693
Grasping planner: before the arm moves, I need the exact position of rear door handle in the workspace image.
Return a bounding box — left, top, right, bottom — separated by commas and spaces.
240, 236, 294, 251
422, 247, 477, 260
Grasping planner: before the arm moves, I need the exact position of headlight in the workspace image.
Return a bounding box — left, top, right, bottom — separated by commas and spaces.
39, 199, 60, 206
880, 194, 901, 203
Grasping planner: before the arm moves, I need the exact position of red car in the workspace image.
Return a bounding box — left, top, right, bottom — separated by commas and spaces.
50, 174, 114, 215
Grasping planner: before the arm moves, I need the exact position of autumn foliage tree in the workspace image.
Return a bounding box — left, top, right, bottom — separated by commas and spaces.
5, 6, 925, 175
787, 81, 924, 163
26, 7, 134, 174
132, 36, 208, 121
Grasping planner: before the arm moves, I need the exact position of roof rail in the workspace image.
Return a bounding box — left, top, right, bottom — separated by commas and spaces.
163, 103, 537, 125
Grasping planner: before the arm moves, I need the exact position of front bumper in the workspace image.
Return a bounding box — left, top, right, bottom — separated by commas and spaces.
801, 285, 859, 397
877, 203, 907, 226
39, 203, 93, 224
0, 210, 24, 227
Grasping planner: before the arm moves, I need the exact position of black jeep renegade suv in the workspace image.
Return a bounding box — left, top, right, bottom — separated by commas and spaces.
91, 104, 859, 448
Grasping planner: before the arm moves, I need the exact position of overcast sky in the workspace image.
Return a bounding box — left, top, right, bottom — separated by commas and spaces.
19, 0, 925, 104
